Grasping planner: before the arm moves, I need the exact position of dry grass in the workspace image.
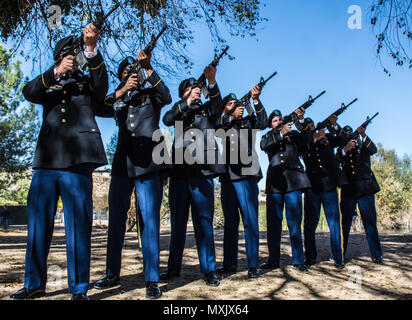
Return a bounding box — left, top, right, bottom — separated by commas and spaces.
0, 225, 411, 300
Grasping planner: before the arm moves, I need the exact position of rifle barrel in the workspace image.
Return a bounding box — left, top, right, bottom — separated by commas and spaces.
313, 90, 326, 100
264, 71, 278, 83
211, 46, 229, 67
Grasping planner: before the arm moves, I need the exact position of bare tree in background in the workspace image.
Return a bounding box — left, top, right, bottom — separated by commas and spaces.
369, 0, 412, 75
0, 0, 266, 81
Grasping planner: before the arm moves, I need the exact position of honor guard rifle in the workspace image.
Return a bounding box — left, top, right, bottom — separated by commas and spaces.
272, 90, 326, 133
315, 98, 358, 131
341, 112, 379, 151
113, 26, 168, 122
350, 112, 380, 140
228, 71, 278, 119
117, 26, 168, 92
197, 46, 229, 98
56, 2, 120, 72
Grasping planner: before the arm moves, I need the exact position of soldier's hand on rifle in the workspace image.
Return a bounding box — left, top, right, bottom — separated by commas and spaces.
328, 114, 338, 126
356, 126, 366, 138
251, 85, 261, 104
204, 65, 216, 86
280, 123, 292, 136
230, 106, 244, 121
124, 74, 139, 91
55, 55, 77, 78
294, 107, 305, 120
314, 129, 326, 142
115, 74, 138, 98
137, 50, 153, 71
83, 24, 98, 53
344, 139, 356, 153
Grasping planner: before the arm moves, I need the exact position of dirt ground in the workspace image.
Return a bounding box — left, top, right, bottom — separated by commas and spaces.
0, 224, 411, 300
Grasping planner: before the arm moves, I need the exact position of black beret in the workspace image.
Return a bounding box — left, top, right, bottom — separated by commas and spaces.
223, 93, 237, 107
268, 109, 282, 124
305, 117, 313, 124
118, 56, 135, 80
53, 36, 75, 61
178, 77, 200, 98
343, 125, 353, 132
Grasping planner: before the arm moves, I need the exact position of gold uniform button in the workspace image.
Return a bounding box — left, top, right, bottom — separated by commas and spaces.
231, 134, 234, 137
131, 133, 136, 137
61, 118, 66, 123
190, 131, 194, 135
130, 123, 135, 127
319, 165, 323, 168
280, 154, 284, 157
281, 160, 284, 163
91, 128, 96, 132
61, 108, 66, 113
130, 114, 134, 118
352, 172, 355, 174
61, 99, 66, 104
318, 159, 321, 162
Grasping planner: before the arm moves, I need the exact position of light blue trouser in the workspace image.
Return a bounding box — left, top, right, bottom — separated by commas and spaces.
266, 191, 304, 265
24, 168, 93, 294
106, 173, 162, 282
304, 190, 344, 263
167, 177, 216, 274
340, 194, 382, 258
220, 178, 259, 268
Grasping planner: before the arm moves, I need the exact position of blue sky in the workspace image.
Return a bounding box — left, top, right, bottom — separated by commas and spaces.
6, 0, 412, 190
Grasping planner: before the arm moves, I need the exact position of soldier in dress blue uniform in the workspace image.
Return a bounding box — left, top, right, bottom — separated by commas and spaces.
336, 125, 383, 264
160, 65, 224, 286
93, 50, 172, 299
297, 116, 347, 268
10, 24, 109, 300
260, 108, 312, 272
214, 87, 267, 278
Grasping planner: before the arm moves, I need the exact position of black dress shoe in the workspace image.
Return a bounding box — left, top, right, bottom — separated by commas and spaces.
71, 293, 90, 300
94, 275, 120, 289
247, 267, 260, 279
293, 264, 309, 273
204, 271, 220, 287
160, 269, 180, 281
216, 265, 237, 274
260, 261, 280, 270
372, 256, 383, 264
146, 282, 162, 299
10, 287, 45, 300
304, 259, 317, 267
334, 260, 345, 269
